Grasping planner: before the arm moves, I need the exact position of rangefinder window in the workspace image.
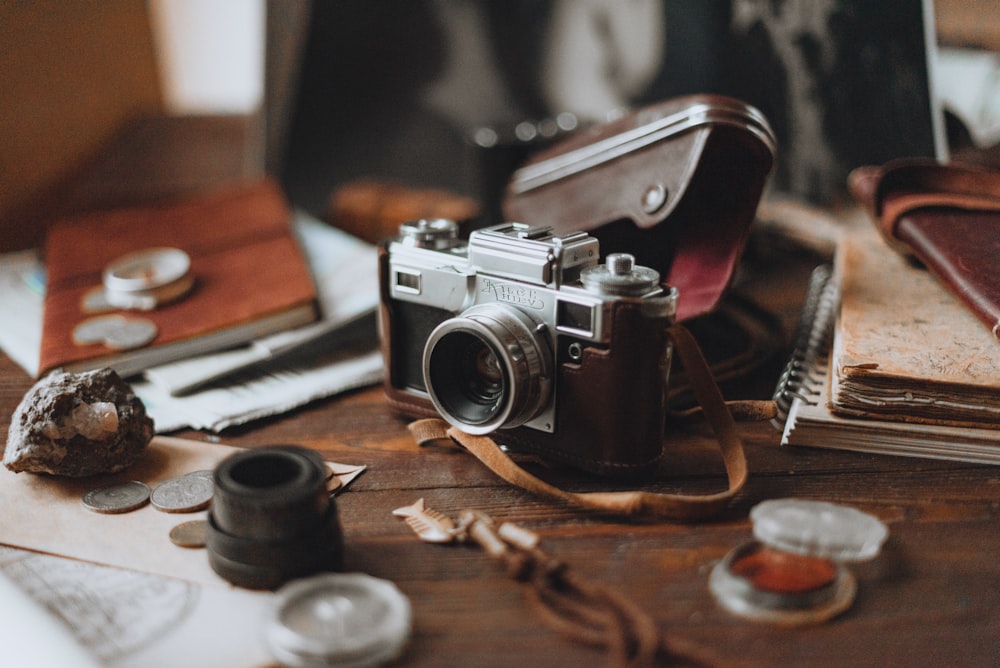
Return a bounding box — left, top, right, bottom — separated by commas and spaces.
395, 269, 422, 294
556, 299, 594, 336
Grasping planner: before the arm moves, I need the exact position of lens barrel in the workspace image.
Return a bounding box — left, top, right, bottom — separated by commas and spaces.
423, 304, 551, 434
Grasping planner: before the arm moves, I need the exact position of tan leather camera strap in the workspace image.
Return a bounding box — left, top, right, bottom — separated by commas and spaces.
409, 323, 748, 522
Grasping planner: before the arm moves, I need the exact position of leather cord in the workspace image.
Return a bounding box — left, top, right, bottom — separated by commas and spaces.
409, 323, 749, 521
455, 508, 715, 668
469, 513, 660, 667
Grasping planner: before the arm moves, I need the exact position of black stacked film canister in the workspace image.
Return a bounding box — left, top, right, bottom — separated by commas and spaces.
206, 445, 343, 590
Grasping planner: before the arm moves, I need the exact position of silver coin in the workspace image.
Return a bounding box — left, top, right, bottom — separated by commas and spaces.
169, 520, 207, 548
102, 317, 158, 350
183, 469, 215, 481
151, 475, 213, 513
82, 481, 151, 514
72, 315, 128, 345
81, 286, 114, 313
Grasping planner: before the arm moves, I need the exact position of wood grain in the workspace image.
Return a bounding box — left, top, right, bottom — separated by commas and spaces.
2, 116, 1000, 667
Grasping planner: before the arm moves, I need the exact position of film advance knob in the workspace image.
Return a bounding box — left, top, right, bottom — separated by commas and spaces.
580, 253, 661, 296
398, 219, 459, 249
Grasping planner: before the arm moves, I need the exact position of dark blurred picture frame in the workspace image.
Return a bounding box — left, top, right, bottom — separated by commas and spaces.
265, 0, 946, 214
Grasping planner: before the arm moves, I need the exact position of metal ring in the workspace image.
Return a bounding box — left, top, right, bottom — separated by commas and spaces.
102, 247, 193, 310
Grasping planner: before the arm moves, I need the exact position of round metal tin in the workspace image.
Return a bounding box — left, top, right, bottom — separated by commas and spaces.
266, 573, 412, 667
710, 499, 888, 625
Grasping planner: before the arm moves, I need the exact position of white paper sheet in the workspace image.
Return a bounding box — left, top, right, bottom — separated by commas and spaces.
0, 436, 366, 668
0, 547, 273, 668
0, 249, 44, 377
0, 212, 384, 433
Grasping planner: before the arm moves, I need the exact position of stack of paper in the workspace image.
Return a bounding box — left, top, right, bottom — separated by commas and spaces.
0, 209, 382, 433
777, 228, 1000, 464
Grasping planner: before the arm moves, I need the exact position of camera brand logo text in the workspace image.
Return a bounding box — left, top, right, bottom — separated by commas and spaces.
481, 279, 544, 310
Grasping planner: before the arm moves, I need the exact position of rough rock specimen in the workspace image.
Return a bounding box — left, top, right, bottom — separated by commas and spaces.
4, 368, 154, 477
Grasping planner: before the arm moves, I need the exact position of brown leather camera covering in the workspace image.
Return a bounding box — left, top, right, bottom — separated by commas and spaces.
379, 245, 673, 475
503, 95, 775, 322
494, 301, 672, 475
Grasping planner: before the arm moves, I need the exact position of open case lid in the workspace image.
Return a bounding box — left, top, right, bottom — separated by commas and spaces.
750, 498, 889, 562
503, 95, 776, 321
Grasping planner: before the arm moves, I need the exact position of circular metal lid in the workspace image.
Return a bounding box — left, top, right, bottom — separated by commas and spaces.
750, 498, 889, 562
266, 573, 412, 668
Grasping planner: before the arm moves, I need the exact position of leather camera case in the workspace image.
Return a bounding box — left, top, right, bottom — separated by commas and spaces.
379, 95, 776, 474
503, 94, 776, 322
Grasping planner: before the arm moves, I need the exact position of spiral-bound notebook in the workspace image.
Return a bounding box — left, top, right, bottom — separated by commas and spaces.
774, 264, 1000, 465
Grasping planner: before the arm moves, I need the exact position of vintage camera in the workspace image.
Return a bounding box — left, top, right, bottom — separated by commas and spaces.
378, 219, 678, 475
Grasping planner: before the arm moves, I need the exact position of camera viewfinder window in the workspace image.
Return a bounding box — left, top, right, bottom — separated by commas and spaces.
395, 270, 422, 295
557, 300, 593, 336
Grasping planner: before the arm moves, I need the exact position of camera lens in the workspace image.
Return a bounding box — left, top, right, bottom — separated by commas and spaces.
431, 333, 506, 423
424, 304, 552, 434
467, 339, 504, 399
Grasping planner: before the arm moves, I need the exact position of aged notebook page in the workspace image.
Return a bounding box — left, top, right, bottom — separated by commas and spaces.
830, 229, 1000, 428
783, 344, 1000, 464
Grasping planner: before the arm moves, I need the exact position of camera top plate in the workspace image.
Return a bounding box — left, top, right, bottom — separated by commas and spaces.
468, 223, 598, 288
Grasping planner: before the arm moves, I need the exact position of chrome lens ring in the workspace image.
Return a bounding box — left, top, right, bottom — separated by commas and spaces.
424, 304, 551, 434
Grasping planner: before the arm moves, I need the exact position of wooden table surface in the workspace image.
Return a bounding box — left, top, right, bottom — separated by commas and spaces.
2, 117, 999, 667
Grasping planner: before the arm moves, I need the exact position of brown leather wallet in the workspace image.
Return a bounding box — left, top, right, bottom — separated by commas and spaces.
503, 95, 776, 322
849, 160, 1000, 340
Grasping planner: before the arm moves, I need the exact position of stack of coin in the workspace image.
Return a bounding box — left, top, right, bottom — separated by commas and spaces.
82, 471, 216, 549
150, 471, 214, 513
102, 247, 194, 311
72, 314, 158, 350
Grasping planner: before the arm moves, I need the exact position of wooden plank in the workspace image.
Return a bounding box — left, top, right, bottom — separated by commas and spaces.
0, 1, 163, 251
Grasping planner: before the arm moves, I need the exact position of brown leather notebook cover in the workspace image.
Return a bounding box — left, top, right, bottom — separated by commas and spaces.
39, 179, 318, 377
849, 160, 1000, 340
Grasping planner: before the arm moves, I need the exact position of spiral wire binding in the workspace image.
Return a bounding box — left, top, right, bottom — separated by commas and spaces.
771, 264, 839, 429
